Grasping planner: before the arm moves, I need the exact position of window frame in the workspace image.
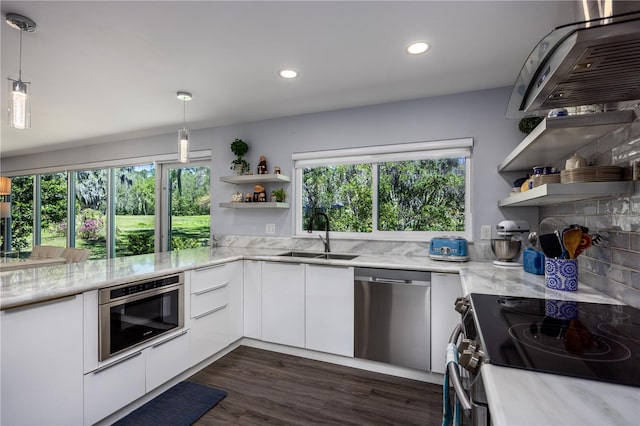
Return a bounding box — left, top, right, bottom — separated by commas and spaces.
293, 138, 473, 241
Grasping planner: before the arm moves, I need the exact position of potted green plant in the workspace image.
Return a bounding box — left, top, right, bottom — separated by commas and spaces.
272, 188, 287, 202
230, 138, 250, 174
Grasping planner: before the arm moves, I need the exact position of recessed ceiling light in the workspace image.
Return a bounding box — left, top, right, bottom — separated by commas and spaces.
406, 41, 430, 55
279, 69, 298, 79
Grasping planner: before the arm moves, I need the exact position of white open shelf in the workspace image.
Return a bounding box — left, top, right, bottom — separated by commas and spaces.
499, 111, 635, 172
219, 202, 290, 209
498, 181, 635, 207
220, 174, 290, 184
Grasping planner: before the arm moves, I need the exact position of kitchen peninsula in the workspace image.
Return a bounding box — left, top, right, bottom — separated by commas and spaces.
1, 244, 638, 426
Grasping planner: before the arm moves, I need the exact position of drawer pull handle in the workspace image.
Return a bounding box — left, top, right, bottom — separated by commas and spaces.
193, 303, 228, 319
151, 330, 189, 349
193, 281, 228, 295
194, 263, 226, 272
92, 351, 143, 374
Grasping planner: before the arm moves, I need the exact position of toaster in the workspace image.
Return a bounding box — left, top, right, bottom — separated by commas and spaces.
429, 237, 469, 262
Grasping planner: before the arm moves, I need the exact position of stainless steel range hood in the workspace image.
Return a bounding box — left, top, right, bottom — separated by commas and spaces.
506, 1, 640, 118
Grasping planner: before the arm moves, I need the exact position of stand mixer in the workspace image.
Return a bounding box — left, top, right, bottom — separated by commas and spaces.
491, 220, 530, 267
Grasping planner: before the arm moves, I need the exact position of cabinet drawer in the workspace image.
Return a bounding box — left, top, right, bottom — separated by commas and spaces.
84, 351, 146, 425
191, 262, 236, 294
190, 304, 229, 366
191, 283, 229, 318
146, 330, 190, 392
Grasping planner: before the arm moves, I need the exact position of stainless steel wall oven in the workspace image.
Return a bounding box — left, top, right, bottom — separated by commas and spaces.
99, 273, 184, 361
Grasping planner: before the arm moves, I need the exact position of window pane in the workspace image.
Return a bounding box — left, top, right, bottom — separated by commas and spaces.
41, 173, 68, 247
378, 158, 466, 232
115, 165, 156, 257
302, 164, 372, 233
75, 170, 108, 259
168, 166, 210, 250
8, 176, 34, 256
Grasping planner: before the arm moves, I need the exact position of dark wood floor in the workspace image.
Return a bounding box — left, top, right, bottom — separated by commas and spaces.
188, 346, 443, 425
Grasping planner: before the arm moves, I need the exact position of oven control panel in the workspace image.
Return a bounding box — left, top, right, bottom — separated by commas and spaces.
99, 273, 183, 303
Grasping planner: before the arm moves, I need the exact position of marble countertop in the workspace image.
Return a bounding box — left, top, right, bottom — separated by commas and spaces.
1, 246, 638, 425
0, 246, 460, 310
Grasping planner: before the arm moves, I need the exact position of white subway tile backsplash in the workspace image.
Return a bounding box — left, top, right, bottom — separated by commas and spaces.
540, 108, 640, 307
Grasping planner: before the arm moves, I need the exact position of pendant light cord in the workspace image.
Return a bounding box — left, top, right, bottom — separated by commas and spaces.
183, 100, 186, 130
18, 28, 23, 80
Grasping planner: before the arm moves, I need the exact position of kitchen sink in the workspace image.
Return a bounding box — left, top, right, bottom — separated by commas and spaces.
315, 253, 358, 260
277, 251, 358, 260
278, 251, 325, 258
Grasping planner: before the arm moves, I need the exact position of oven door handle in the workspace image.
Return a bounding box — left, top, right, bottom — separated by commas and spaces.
447, 324, 473, 415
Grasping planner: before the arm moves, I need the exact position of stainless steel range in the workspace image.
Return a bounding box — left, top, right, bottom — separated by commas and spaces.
448, 293, 640, 425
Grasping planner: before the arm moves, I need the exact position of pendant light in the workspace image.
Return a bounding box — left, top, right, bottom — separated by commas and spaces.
5, 13, 36, 130
177, 91, 192, 163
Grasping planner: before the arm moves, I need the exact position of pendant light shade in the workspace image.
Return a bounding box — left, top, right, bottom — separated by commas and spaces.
0, 177, 11, 195
177, 91, 192, 164
5, 13, 36, 130
9, 80, 30, 129
178, 128, 189, 163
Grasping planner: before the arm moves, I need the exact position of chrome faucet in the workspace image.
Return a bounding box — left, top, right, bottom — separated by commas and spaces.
307, 212, 330, 253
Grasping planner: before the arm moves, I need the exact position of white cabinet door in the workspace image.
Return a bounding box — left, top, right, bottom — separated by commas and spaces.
243, 260, 262, 339
145, 330, 190, 391
84, 351, 146, 426
227, 261, 244, 342
262, 262, 306, 347
305, 265, 354, 357
431, 272, 462, 374
1, 295, 84, 426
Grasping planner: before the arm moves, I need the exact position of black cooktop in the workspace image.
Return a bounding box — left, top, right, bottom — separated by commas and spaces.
468, 293, 640, 388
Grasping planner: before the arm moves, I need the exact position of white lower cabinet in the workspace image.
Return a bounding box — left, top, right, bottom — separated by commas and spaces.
145, 330, 190, 391
84, 351, 146, 426
261, 262, 306, 347
305, 265, 354, 357
1, 295, 84, 426
189, 262, 243, 365
243, 260, 262, 339
431, 272, 462, 374
190, 303, 229, 365
228, 261, 244, 342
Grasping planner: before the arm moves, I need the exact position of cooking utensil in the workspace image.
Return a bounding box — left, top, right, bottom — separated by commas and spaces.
574, 233, 593, 257
539, 217, 568, 236
539, 233, 563, 258
563, 228, 582, 259
527, 231, 538, 249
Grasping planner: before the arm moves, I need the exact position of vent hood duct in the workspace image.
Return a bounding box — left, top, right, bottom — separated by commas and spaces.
506, 1, 640, 118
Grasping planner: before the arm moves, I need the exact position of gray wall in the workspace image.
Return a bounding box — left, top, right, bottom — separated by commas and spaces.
2, 86, 536, 241
539, 111, 640, 308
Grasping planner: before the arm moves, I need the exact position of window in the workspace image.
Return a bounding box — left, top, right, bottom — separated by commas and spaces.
3, 157, 210, 258
294, 139, 472, 240
161, 163, 211, 251
40, 173, 68, 247
115, 165, 156, 257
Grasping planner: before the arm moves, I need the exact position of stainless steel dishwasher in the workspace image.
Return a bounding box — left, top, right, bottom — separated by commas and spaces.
354, 267, 431, 371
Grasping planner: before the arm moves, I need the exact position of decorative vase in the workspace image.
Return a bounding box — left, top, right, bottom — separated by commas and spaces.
234, 164, 244, 175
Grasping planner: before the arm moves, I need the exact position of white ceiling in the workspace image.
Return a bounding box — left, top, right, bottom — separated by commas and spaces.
0, 1, 578, 158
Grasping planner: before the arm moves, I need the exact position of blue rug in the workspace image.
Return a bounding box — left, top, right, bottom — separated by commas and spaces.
113, 381, 227, 426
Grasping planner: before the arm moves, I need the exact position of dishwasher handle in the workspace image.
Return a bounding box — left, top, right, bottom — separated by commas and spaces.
354, 275, 431, 287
